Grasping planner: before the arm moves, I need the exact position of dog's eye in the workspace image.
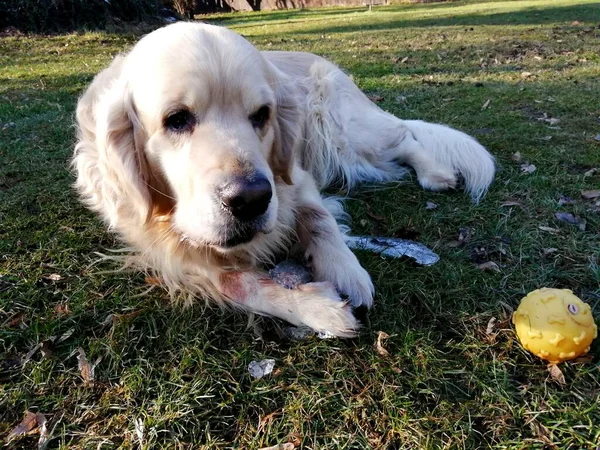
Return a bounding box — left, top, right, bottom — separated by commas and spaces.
249, 105, 270, 129
165, 109, 195, 132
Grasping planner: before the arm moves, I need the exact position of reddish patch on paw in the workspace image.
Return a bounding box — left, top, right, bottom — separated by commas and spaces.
220, 272, 248, 302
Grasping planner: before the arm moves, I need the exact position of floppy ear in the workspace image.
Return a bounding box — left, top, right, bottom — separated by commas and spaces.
270, 71, 302, 185
72, 56, 154, 231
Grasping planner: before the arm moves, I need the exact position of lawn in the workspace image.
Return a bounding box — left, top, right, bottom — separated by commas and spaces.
1, 0, 600, 448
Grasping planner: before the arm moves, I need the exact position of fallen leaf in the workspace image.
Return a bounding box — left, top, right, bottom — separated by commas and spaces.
54, 303, 70, 316
477, 261, 501, 272
572, 354, 594, 364
486, 317, 497, 335
581, 190, 600, 200
77, 348, 100, 386
259, 444, 295, 450
43, 274, 63, 282
520, 163, 536, 174
542, 248, 558, 256
547, 363, 566, 385
539, 226, 560, 234
501, 201, 521, 207
583, 168, 598, 177
558, 195, 576, 206
512, 152, 522, 163
555, 212, 586, 231
481, 99, 491, 110
367, 94, 384, 103
248, 359, 275, 379
6, 312, 25, 328
375, 331, 390, 357
521, 71, 533, 78
425, 201, 438, 210
7, 411, 46, 443
56, 328, 74, 344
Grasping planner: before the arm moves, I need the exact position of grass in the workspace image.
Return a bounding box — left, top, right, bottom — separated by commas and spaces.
1, 0, 600, 448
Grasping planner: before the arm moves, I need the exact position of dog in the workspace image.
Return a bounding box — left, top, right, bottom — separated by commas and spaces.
72, 22, 495, 337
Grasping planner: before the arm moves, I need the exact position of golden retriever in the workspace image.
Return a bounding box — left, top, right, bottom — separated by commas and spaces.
72, 22, 495, 337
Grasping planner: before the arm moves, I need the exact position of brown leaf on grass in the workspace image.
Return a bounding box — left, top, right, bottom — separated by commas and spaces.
581, 190, 600, 200
539, 226, 560, 234
572, 354, 594, 364
40, 340, 53, 358
77, 348, 101, 386
511, 152, 522, 163
520, 163, 536, 174
501, 201, 521, 207
375, 331, 390, 357
6, 312, 26, 328
555, 212, 586, 231
7, 411, 46, 443
54, 303, 70, 316
425, 201, 438, 210
547, 363, 566, 385
367, 94, 384, 103
477, 261, 501, 272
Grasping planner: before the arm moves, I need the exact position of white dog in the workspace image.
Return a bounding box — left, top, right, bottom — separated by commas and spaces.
72, 22, 495, 337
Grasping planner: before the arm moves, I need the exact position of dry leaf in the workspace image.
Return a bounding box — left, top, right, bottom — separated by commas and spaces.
486, 317, 497, 335
520, 163, 536, 174
426, 201, 438, 210
6, 312, 25, 328
539, 226, 560, 234
40, 340, 53, 358
44, 274, 63, 282
547, 363, 566, 385
367, 95, 384, 103
77, 348, 100, 386
477, 261, 501, 272
501, 201, 521, 207
7, 411, 46, 443
259, 444, 295, 450
542, 248, 558, 256
511, 152, 522, 163
375, 331, 390, 357
558, 195, 576, 206
583, 168, 598, 177
54, 303, 70, 316
555, 212, 586, 231
581, 190, 600, 200
572, 354, 594, 364
521, 71, 533, 78
481, 99, 491, 110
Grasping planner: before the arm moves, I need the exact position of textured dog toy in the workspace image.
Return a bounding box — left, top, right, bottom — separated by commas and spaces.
512, 288, 597, 363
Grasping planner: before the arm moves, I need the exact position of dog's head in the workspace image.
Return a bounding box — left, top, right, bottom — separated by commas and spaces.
73, 22, 300, 252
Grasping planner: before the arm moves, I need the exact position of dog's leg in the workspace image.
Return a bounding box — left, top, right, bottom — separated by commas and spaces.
218, 271, 359, 337
294, 170, 374, 308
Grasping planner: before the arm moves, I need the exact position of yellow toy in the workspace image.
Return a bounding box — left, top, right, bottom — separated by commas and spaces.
512, 288, 597, 363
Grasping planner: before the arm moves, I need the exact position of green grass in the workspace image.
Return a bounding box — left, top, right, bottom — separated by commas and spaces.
2, 0, 600, 448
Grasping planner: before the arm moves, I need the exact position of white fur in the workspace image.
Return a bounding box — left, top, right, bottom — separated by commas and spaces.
72, 22, 495, 337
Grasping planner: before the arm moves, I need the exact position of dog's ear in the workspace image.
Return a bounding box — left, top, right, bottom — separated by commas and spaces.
270, 71, 301, 185
72, 56, 159, 231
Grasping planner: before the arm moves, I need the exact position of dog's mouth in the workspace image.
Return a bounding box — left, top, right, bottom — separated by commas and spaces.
181, 223, 270, 250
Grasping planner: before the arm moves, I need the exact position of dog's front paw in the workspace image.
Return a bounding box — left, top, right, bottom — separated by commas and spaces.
296, 281, 360, 337
307, 246, 375, 308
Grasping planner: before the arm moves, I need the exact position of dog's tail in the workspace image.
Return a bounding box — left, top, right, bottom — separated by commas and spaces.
404, 120, 496, 203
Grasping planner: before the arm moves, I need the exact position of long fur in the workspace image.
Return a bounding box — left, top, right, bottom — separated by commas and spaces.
72, 22, 495, 336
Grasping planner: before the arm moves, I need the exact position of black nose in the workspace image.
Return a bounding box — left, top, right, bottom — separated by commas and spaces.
220, 175, 273, 221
